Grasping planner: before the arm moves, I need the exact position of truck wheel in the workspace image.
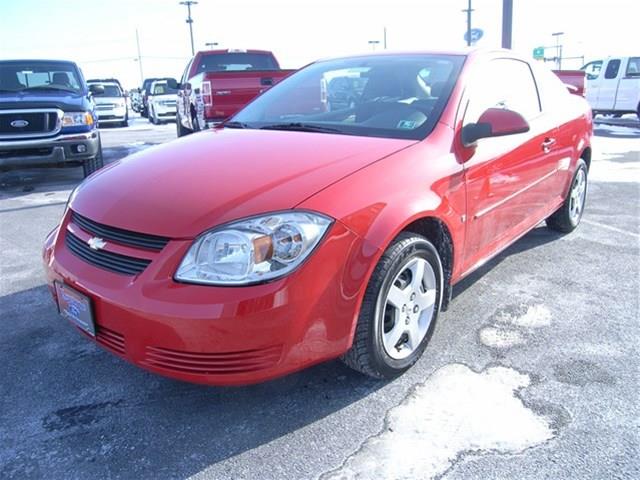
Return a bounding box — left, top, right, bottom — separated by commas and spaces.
546, 159, 588, 233
176, 114, 191, 137
82, 143, 104, 178
341, 233, 442, 379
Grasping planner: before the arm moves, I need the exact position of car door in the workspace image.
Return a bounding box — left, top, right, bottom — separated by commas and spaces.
460, 58, 556, 273
581, 60, 603, 108
615, 57, 640, 111
595, 58, 622, 110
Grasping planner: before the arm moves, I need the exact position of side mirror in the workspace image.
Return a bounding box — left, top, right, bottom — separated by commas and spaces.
89, 84, 105, 95
167, 78, 178, 89
461, 107, 530, 147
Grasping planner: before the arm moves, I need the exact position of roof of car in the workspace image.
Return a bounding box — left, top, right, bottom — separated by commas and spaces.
0, 59, 78, 65
315, 48, 519, 62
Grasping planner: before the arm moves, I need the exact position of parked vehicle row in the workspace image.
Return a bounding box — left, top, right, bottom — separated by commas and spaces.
87, 79, 128, 127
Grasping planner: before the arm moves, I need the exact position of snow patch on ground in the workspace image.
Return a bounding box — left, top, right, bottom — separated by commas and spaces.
479, 326, 525, 348
323, 364, 554, 480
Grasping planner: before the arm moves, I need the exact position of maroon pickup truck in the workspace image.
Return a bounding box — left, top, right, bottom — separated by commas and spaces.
176, 49, 294, 136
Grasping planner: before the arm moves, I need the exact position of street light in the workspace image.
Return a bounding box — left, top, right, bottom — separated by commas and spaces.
552, 31, 564, 69
205, 42, 219, 49
368, 40, 380, 51
179, 1, 198, 56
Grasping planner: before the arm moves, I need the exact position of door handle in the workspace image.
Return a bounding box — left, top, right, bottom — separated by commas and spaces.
542, 137, 556, 152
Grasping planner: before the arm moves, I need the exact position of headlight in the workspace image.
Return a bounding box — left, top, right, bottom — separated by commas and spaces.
175, 211, 333, 285
62, 111, 94, 127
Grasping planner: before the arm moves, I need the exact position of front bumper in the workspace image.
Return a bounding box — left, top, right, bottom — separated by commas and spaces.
0, 131, 100, 168
96, 107, 127, 123
43, 211, 373, 386
154, 104, 177, 118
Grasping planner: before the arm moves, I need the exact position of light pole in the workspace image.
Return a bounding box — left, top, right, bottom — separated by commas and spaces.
135, 28, 144, 85
501, 0, 513, 49
552, 31, 564, 69
179, 1, 198, 56
368, 40, 380, 51
462, 0, 473, 47
205, 42, 218, 49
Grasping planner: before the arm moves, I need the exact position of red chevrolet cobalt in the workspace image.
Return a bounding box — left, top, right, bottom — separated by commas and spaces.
43, 50, 592, 385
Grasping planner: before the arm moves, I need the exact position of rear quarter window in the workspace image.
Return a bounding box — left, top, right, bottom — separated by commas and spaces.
531, 64, 570, 111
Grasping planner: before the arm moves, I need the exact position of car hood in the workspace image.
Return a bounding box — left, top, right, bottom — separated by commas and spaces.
72, 128, 414, 238
0, 91, 89, 111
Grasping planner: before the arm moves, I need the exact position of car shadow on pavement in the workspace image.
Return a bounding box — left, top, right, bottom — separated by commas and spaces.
452, 225, 564, 300
0, 284, 385, 479
593, 126, 640, 139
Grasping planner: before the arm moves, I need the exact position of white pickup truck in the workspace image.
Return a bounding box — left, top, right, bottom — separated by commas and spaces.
581, 56, 640, 118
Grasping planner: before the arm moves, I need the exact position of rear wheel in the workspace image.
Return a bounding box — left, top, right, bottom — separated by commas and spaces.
176, 113, 191, 137
547, 158, 588, 233
341, 233, 442, 379
82, 142, 104, 178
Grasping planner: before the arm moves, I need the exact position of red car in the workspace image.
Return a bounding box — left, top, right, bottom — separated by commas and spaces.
43, 49, 592, 386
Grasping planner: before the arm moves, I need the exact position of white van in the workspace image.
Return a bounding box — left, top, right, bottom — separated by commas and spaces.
581, 57, 640, 118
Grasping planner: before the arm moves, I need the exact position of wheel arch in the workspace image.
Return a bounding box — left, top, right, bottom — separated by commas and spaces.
580, 145, 592, 171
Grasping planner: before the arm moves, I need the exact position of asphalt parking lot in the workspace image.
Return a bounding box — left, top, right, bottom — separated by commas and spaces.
1, 116, 638, 479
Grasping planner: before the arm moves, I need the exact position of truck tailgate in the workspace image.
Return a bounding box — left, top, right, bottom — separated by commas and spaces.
201, 70, 295, 120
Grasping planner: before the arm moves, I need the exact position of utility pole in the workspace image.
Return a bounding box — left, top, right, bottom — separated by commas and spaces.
179, 1, 198, 56
462, 0, 473, 47
501, 0, 513, 49
383, 27, 387, 49
135, 28, 144, 85
552, 32, 564, 69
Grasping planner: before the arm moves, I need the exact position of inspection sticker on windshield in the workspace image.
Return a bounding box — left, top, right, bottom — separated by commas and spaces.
397, 120, 417, 129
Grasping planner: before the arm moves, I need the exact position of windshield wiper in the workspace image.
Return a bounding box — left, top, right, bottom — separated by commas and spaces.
223, 121, 251, 129
259, 122, 344, 134
21, 86, 77, 93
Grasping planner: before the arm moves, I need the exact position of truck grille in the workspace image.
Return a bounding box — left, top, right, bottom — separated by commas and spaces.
71, 211, 170, 251
96, 104, 117, 110
65, 231, 151, 276
0, 109, 61, 139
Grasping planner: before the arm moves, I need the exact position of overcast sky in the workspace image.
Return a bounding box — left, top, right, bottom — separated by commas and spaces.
1, 0, 636, 89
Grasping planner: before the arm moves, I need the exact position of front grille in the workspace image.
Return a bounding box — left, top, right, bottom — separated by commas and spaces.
0, 110, 59, 137
96, 326, 126, 355
142, 345, 283, 375
65, 231, 151, 275
96, 104, 117, 110
0, 147, 53, 158
71, 211, 169, 251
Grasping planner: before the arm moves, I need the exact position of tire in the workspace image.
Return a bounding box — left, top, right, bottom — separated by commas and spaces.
341, 232, 443, 379
547, 158, 588, 233
176, 113, 191, 137
148, 107, 156, 124
82, 142, 104, 178
120, 119, 128, 128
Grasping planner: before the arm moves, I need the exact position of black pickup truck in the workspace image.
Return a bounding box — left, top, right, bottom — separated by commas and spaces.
0, 59, 104, 178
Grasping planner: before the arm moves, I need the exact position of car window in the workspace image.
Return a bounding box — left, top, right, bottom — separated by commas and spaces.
92, 84, 122, 97
531, 63, 569, 111
231, 54, 465, 141
581, 60, 603, 80
626, 57, 640, 77
604, 59, 621, 79
464, 58, 541, 125
0, 61, 82, 93
198, 53, 278, 72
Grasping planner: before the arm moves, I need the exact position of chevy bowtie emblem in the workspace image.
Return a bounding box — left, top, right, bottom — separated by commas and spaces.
87, 237, 107, 251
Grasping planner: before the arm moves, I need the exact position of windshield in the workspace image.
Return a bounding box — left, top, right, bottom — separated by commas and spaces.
151, 83, 177, 95
231, 54, 465, 140
92, 84, 122, 97
198, 53, 278, 72
0, 61, 83, 93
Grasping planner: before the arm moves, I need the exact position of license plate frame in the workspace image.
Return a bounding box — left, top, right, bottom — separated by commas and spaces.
54, 281, 96, 337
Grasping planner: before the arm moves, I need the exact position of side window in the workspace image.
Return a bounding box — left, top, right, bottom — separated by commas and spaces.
532, 63, 569, 111
626, 57, 640, 77
464, 58, 541, 125
604, 59, 621, 79
581, 60, 603, 80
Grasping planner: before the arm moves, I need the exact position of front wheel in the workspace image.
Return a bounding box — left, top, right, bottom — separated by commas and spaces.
176, 113, 191, 137
82, 142, 104, 178
547, 158, 588, 233
341, 233, 442, 379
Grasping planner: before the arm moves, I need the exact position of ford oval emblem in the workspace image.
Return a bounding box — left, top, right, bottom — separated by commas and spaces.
10, 119, 29, 128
